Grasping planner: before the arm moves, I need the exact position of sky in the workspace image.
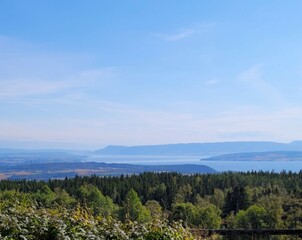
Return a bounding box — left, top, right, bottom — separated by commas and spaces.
0, 1, 302, 149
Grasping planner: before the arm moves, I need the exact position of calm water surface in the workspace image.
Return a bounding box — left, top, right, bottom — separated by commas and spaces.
86, 155, 302, 172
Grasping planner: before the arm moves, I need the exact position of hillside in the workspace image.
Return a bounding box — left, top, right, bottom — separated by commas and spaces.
201, 151, 302, 161
0, 162, 216, 180
95, 141, 302, 156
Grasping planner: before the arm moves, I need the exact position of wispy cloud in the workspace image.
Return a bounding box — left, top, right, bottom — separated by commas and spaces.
156, 22, 216, 42
0, 37, 118, 100
238, 65, 284, 103
79, 68, 117, 81
0, 79, 70, 97
1, 36, 300, 149
162, 29, 195, 41
2, 90, 302, 147
0, 67, 116, 99
204, 78, 219, 85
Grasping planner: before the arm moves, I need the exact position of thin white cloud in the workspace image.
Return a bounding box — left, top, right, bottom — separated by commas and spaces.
0, 68, 116, 99
204, 79, 219, 85
0, 37, 118, 99
238, 65, 284, 103
0, 79, 70, 97
157, 22, 216, 42
79, 68, 117, 81
163, 29, 195, 41
238, 64, 262, 82
1, 91, 302, 146
0, 78, 89, 100
1, 36, 301, 148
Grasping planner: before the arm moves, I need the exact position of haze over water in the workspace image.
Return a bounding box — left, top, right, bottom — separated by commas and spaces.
86, 155, 302, 173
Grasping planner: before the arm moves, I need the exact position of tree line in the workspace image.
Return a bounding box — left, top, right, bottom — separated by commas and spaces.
1, 171, 302, 239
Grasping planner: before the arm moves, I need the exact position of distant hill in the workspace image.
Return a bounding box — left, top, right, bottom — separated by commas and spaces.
0, 150, 86, 165
0, 162, 216, 180
94, 141, 302, 156
201, 151, 302, 161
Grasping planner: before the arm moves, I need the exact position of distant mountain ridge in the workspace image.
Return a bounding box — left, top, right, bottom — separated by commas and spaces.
95, 141, 302, 156
201, 151, 302, 161
0, 162, 216, 180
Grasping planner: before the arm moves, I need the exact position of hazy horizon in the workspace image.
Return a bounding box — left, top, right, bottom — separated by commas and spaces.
1, 1, 302, 149
1, 139, 301, 151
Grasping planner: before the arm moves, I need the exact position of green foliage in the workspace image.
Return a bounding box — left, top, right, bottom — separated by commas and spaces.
1, 171, 302, 238
282, 196, 302, 228
34, 185, 56, 205
78, 183, 117, 217
53, 187, 76, 206
257, 195, 283, 228
120, 189, 151, 223
224, 211, 236, 229
0, 201, 194, 239
145, 200, 162, 219
195, 204, 222, 229
172, 203, 221, 229
223, 186, 251, 215
235, 205, 267, 229
210, 189, 225, 209
172, 203, 196, 226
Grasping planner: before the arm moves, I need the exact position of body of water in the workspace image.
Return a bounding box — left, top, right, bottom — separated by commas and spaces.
85, 155, 302, 173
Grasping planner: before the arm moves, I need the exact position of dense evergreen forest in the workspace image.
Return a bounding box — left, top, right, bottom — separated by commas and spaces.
1, 171, 302, 239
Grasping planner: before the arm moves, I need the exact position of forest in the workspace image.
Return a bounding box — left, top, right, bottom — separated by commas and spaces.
0, 171, 302, 239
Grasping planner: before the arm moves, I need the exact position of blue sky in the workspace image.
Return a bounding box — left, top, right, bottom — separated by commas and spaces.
0, 1, 302, 149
